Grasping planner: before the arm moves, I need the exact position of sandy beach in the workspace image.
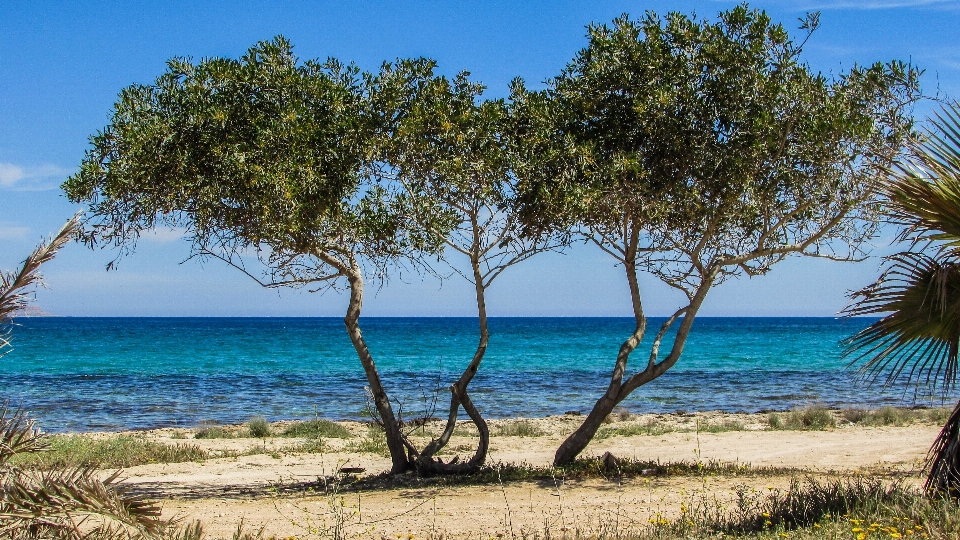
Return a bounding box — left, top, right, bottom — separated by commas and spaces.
70, 411, 942, 538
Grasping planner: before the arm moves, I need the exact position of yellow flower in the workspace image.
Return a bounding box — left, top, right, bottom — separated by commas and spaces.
857, 534, 866, 540
852, 528, 864, 533
762, 513, 770, 517
814, 523, 821, 529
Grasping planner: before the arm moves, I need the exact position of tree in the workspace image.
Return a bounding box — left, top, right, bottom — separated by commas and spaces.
374, 66, 564, 473
845, 102, 960, 495
511, 6, 919, 466
62, 38, 450, 474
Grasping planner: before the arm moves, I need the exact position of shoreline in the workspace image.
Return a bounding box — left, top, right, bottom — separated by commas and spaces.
20, 407, 945, 538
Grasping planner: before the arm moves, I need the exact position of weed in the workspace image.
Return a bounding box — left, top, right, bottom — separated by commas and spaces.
248, 416, 271, 438
495, 420, 544, 437
700, 419, 745, 433
7, 434, 208, 469
598, 419, 674, 439
195, 425, 233, 439
769, 406, 836, 431
283, 419, 352, 439
344, 424, 389, 456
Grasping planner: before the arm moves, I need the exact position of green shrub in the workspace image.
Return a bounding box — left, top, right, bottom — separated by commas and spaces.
841, 408, 868, 424
345, 424, 389, 456
598, 420, 674, 439
8, 435, 208, 469
767, 413, 783, 429
283, 419, 352, 439
495, 420, 544, 437
194, 425, 231, 439
248, 416, 271, 438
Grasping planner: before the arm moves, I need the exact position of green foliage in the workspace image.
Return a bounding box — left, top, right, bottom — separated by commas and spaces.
247, 416, 271, 438
344, 424, 389, 456
8, 434, 208, 469
283, 419, 352, 439
63, 36, 449, 287
495, 420, 544, 437
768, 406, 836, 431
513, 5, 918, 285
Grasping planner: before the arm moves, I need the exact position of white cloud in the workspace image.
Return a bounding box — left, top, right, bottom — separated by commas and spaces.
0, 225, 30, 239
141, 228, 186, 243
0, 162, 73, 191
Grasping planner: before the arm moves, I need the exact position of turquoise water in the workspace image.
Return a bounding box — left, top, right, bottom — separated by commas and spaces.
1, 317, 947, 432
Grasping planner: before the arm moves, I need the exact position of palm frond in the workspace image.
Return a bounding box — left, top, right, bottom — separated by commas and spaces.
885, 102, 960, 251
0, 214, 79, 356
0, 405, 48, 466
844, 251, 960, 394
0, 467, 164, 539
925, 398, 960, 495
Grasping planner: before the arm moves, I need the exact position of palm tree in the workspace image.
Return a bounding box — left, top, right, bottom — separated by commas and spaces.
0, 216, 202, 539
845, 101, 960, 495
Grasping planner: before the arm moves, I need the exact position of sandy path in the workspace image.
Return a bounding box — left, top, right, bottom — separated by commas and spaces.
102, 416, 941, 538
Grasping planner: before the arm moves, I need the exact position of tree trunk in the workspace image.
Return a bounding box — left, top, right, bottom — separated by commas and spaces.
415, 253, 491, 474
555, 249, 647, 466
343, 264, 411, 474
925, 397, 960, 495
553, 262, 715, 467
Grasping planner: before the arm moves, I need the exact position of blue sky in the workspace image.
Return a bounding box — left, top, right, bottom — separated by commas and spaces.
1, 0, 958, 317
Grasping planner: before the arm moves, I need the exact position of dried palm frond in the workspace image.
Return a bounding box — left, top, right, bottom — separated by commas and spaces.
0, 405, 47, 466
926, 400, 960, 495
0, 214, 80, 356
844, 251, 960, 394
0, 467, 164, 539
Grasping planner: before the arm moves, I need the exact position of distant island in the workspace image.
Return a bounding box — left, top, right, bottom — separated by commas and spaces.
14, 305, 53, 317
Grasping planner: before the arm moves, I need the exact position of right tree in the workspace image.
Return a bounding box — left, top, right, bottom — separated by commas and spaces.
845, 102, 960, 495
511, 6, 920, 466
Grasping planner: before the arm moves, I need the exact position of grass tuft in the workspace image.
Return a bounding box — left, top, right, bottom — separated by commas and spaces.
247, 416, 271, 438
769, 406, 836, 431
283, 419, 351, 439
495, 420, 544, 437
7, 434, 208, 469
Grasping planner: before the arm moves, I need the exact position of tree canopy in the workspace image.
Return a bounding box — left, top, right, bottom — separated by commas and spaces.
511, 5, 920, 465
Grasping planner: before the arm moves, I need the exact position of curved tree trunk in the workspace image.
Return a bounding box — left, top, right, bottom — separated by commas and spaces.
415, 253, 491, 474
925, 398, 960, 495
553, 263, 714, 467
343, 263, 411, 474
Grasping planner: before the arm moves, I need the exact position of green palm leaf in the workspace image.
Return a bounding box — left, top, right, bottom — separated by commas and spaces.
844, 252, 960, 393
885, 103, 960, 252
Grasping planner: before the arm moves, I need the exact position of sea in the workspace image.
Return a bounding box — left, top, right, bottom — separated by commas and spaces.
1, 317, 953, 433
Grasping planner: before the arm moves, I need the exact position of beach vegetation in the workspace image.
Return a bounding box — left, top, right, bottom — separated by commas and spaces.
510, 5, 919, 466
62, 37, 454, 475
769, 407, 837, 431
194, 424, 235, 439
8, 433, 209, 469
247, 416, 271, 438
495, 420, 545, 437
344, 424, 390, 457
283, 419, 352, 439
0, 406, 200, 539
843, 101, 960, 495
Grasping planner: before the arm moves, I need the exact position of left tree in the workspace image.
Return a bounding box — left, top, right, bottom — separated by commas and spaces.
62, 38, 450, 474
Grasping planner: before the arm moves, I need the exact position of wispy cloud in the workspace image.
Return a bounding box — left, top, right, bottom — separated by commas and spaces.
0, 162, 72, 191
0, 225, 30, 239
141, 228, 187, 244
